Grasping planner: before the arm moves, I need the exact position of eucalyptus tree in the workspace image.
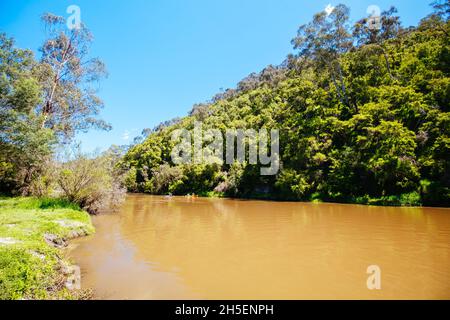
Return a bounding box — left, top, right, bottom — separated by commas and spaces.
353, 7, 402, 46
424, 0, 450, 37
38, 13, 110, 141
0, 33, 41, 116
431, 0, 450, 21
1, 11, 112, 194
352, 7, 402, 80
291, 4, 353, 110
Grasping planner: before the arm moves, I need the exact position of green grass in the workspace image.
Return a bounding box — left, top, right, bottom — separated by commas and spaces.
305, 191, 423, 207
198, 191, 226, 198
350, 192, 422, 207
0, 197, 94, 300
4, 197, 82, 211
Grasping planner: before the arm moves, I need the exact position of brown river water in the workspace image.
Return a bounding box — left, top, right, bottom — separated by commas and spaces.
68, 194, 450, 299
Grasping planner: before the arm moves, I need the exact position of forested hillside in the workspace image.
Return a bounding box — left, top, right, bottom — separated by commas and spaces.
121, 2, 450, 206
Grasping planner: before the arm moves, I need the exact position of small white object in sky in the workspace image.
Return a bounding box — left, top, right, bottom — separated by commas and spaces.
325, 4, 335, 16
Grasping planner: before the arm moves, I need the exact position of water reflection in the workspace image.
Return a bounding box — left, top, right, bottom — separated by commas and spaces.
70, 194, 450, 299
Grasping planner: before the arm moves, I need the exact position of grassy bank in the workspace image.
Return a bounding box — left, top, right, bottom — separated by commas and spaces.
0, 197, 94, 300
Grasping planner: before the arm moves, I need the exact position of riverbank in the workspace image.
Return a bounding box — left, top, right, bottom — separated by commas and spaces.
0, 197, 95, 300
148, 190, 427, 207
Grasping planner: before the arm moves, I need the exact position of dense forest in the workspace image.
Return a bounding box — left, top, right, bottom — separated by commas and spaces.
121, 2, 450, 207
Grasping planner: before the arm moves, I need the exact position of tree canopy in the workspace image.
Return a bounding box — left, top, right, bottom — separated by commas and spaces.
122, 2, 450, 207
0, 13, 110, 195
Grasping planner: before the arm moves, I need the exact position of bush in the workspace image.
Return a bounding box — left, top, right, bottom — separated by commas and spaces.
56, 152, 126, 214
399, 191, 421, 207
149, 164, 184, 194
275, 168, 310, 200
221, 162, 246, 197
366, 192, 422, 207
123, 167, 138, 192
27, 159, 57, 197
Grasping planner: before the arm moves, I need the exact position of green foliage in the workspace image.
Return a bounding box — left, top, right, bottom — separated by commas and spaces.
0, 16, 115, 300
121, 3, 449, 207
0, 33, 57, 195
13, 197, 81, 211
0, 111, 56, 195
56, 151, 126, 214
1, 12, 111, 196
148, 164, 184, 194
0, 247, 54, 300
123, 167, 138, 193
275, 169, 310, 200
38, 13, 110, 139
0, 197, 94, 299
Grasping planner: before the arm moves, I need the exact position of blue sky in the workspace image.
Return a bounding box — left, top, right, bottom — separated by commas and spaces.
0, 0, 433, 152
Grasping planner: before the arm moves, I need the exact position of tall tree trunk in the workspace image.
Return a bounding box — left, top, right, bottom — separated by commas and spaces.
41, 40, 73, 128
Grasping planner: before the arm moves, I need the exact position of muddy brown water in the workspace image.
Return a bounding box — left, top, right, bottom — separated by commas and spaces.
69, 194, 450, 299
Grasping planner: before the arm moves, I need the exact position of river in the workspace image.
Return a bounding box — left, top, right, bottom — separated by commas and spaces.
69, 194, 450, 299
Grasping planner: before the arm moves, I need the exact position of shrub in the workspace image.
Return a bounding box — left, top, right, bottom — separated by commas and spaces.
221, 162, 246, 197
275, 168, 311, 200
400, 191, 421, 207
27, 159, 57, 197
123, 167, 138, 192
56, 152, 126, 214
149, 164, 184, 194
